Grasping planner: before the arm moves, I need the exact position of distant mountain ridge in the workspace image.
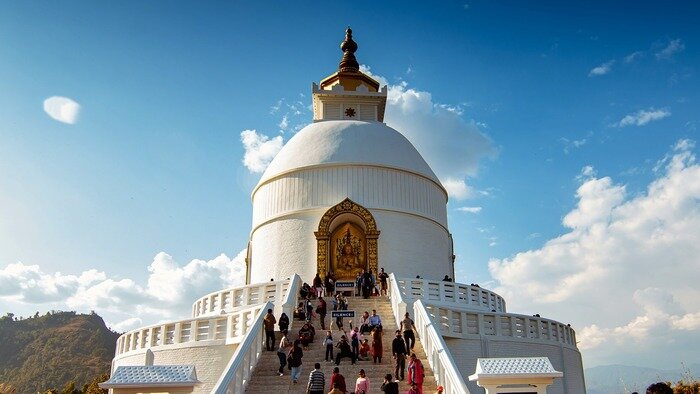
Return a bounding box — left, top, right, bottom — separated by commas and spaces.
0, 311, 119, 394
586, 363, 700, 394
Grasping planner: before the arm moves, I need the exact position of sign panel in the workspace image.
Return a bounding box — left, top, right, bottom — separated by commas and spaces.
335, 281, 356, 288
331, 310, 356, 318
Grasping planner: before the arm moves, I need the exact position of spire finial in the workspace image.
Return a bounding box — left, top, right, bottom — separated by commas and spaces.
339, 27, 359, 72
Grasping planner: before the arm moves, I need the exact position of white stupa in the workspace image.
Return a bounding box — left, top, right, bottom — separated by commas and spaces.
247, 29, 455, 285
103, 29, 586, 394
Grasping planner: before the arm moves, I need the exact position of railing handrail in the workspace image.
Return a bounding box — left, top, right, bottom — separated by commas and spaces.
115, 303, 267, 358
212, 301, 272, 394
395, 276, 506, 313
388, 272, 407, 328
423, 303, 578, 348
414, 299, 471, 394
279, 274, 301, 332
191, 278, 292, 318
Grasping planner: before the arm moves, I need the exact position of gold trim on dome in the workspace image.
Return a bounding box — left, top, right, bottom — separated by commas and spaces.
314, 198, 380, 280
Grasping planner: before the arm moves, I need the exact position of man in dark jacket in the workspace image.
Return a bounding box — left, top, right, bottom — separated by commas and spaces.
392, 330, 407, 380
317, 297, 327, 330
380, 373, 399, 393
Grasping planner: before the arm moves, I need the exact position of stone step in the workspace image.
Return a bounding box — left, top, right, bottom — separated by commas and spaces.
247, 295, 435, 393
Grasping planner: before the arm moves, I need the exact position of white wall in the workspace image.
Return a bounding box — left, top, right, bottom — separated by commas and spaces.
252, 165, 448, 230
249, 209, 453, 284
249, 164, 452, 284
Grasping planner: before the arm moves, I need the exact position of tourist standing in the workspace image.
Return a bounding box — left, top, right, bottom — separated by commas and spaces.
306, 297, 314, 323
325, 272, 336, 296
313, 273, 324, 298
407, 353, 425, 394
276, 332, 292, 376
401, 312, 417, 351
307, 362, 325, 394
350, 327, 360, 356
263, 308, 276, 351
289, 339, 304, 384
329, 367, 347, 393
380, 373, 399, 394
361, 270, 373, 298
372, 325, 383, 363
355, 272, 363, 296
378, 267, 389, 296
323, 330, 335, 362
317, 296, 327, 330
354, 369, 370, 394
392, 329, 407, 380
278, 312, 289, 335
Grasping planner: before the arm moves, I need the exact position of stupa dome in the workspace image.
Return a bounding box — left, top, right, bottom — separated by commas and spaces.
256, 120, 443, 191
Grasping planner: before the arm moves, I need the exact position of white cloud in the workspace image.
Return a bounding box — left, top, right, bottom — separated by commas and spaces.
624, 51, 644, 63
278, 115, 289, 131
488, 140, 700, 368
656, 39, 685, 60
240, 129, 284, 173
617, 108, 671, 127
589, 60, 614, 77
0, 250, 247, 331
442, 178, 473, 200
560, 137, 587, 154
43, 96, 81, 124
457, 206, 482, 213
360, 65, 497, 199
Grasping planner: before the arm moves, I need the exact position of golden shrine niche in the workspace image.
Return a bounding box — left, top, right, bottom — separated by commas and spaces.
315, 198, 379, 281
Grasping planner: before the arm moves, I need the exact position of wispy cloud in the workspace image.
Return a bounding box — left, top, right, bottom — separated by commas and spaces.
43, 96, 81, 124
240, 129, 284, 173
624, 51, 644, 63
617, 108, 671, 127
456, 206, 482, 213
589, 60, 614, 77
560, 137, 587, 154
656, 38, 685, 60
278, 114, 289, 132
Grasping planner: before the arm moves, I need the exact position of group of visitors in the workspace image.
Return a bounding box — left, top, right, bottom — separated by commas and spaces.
263, 268, 436, 393
300, 355, 427, 394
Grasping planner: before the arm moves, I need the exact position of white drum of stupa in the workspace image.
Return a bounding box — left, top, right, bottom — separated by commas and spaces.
247, 29, 454, 284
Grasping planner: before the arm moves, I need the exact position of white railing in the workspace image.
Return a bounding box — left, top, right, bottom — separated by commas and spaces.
424, 304, 577, 348
212, 301, 271, 394
388, 273, 407, 328
192, 278, 294, 318
115, 303, 267, 358
279, 274, 301, 333
395, 277, 506, 313
414, 299, 471, 394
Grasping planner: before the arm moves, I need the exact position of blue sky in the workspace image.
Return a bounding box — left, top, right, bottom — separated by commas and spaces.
1, 1, 699, 369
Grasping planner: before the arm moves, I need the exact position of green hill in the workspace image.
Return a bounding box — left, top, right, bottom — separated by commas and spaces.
0, 311, 120, 394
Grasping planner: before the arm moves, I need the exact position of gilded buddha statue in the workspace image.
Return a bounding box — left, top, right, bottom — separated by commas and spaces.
334, 227, 365, 279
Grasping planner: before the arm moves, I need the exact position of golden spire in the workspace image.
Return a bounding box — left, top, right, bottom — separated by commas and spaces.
339, 27, 360, 72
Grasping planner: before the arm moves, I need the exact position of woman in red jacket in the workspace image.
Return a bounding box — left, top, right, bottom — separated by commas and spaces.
407, 353, 425, 394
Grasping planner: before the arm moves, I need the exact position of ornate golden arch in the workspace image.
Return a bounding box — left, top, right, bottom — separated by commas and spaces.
315, 198, 380, 279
